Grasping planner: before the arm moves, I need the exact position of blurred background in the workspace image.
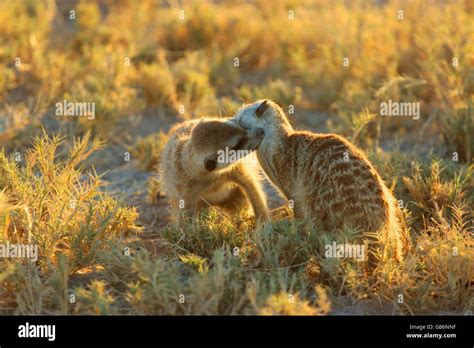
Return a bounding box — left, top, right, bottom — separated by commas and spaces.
1, 0, 472, 159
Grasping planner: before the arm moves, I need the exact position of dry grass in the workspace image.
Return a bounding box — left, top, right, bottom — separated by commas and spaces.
0, 0, 472, 315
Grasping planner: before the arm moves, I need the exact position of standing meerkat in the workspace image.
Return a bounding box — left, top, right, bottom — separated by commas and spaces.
159, 118, 269, 226
232, 99, 409, 262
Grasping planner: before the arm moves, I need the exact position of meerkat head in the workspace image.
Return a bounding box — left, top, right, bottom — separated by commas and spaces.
232, 99, 292, 133
190, 119, 265, 172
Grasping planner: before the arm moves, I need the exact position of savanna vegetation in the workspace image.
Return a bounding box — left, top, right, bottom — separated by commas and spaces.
0, 0, 472, 315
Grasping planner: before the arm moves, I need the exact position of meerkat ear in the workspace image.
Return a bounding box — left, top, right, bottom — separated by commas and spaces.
255, 100, 268, 118
204, 156, 217, 172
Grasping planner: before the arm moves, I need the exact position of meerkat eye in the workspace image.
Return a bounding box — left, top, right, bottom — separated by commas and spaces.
255, 100, 268, 118
204, 157, 217, 172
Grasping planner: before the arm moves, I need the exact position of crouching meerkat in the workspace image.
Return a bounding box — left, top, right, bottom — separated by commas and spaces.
232, 99, 409, 262
159, 118, 270, 226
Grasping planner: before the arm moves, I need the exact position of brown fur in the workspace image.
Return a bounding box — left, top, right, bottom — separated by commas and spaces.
159, 118, 269, 226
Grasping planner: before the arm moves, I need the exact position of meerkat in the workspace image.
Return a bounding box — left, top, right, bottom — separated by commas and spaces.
232, 99, 410, 262
159, 117, 270, 226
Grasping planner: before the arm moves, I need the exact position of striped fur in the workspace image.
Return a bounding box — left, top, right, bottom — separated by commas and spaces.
233, 100, 409, 261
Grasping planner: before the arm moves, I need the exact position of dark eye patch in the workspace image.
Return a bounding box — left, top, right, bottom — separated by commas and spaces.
233, 137, 248, 150
204, 156, 217, 172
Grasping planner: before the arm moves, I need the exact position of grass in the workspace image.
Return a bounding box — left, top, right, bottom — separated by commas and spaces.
0, 0, 472, 315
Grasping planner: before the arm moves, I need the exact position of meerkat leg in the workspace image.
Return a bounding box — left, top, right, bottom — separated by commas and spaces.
168, 199, 184, 227
232, 174, 269, 223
